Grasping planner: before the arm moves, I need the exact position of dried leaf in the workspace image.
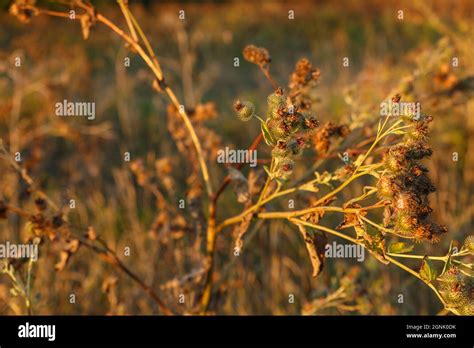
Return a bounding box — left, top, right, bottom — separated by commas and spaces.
234, 202, 253, 252
297, 224, 327, 277
337, 208, 365, 230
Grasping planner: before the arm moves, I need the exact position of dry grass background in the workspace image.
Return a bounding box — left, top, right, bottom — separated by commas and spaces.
0, 0, 473, 315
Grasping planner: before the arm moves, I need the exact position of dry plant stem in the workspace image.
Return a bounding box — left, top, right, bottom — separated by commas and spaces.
259, 66, 278, 90
387, 249, 470, 262
36, 3, 211, 314
117, 0, 138, 42
257, 157, 275, 205
201, 149, 274, 313
25, 257, 34, 315
200, 202, 216, 313
97, 13, 213, 197
114, 7, 217, 311
199, 133, 263, 312
38, 5, 213, 198
258, 201, 385, 220
199, 42, 277, 311
87, 237, 174, 315
125, 8, 162, 70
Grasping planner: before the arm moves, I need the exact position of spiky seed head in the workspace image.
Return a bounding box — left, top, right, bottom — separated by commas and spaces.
234, 99, 255, 121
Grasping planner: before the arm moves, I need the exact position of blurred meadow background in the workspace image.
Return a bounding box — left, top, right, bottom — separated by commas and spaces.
0, 0, 473, 315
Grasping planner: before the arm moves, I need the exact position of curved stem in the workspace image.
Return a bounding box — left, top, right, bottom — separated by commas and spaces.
40, 4, 213, 197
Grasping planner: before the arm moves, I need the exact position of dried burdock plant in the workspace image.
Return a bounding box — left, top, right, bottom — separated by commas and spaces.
218, 46, 472, 315
3, 0, 474, 317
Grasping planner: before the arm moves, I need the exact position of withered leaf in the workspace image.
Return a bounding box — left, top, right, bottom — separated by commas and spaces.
337, 212, 360, 230
337, 204, 366, 230
234, 202, 253, 252
297, 224, 327, 277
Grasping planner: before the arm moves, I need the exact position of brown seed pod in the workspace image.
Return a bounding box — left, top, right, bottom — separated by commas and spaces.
289, 58, 321, 91
243, 44, 271, 68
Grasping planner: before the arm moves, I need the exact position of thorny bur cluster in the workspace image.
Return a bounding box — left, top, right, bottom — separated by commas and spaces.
234, 46, 321, 180
378, 97, 447, 243
438, 263, 474, 315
